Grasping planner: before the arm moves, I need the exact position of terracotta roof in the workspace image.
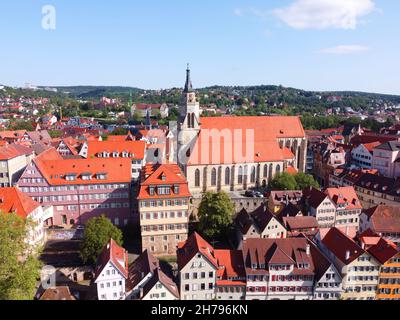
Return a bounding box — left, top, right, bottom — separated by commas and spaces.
283, 216, 318, 231
322, 228, 365, 265
363, 205, 400, 233
33, 148, 131, 185
307, 188, 328, 208
358, 230, 399, 264
285, 165, 298, 175
251, 205, 284, 233
0, 187, 41, 218
363, 141, 381, 152
0, 143, 33, 160
177, 232, 218, 271
242, 238, 315, 275
282, 147, 295, 159
325, 187, 362, 210
86, 140, 146, 159
308, 238, 334, 282
141, 268, 179, 299
39, 287, 76, 300
126, 250, 179, 299
187, 116, 305, 165
95, 239, 128, 280
375, 140, 400, 152
137, 164, 191, 200
126, 250, 160, 292
356, 173, 400, 197
214, 249, 246, 283
235, 209, 254, 235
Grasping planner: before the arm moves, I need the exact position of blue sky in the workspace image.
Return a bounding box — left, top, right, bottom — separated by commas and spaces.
0, 0, 399, 94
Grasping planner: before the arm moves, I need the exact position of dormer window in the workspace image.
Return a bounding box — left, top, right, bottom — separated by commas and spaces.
161, 174, 166, 181
81, 173, 92, 181
173, 185, 180, 194
149, 186, 155, 196
65, 174, 77, 181
158, 186, 170, 195
113, 152, 119, 158
96, 173, 107, 180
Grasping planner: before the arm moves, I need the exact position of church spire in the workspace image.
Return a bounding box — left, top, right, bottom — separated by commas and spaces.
184, 63, 193, 93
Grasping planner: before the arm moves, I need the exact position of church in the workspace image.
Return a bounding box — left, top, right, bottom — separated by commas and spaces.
177, 66, 307, 195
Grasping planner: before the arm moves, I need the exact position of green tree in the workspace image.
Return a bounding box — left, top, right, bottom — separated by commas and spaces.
80, 216, 123, 265
48, 130, 63, 139
112, 127, 128, 136
294, 172, 320, 190
198, 192, 234, 240
269, 172, 298, 191
0, 212, 42, 300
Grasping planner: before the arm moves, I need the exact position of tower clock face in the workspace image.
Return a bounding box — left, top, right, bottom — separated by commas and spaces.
188, 93, 195, 103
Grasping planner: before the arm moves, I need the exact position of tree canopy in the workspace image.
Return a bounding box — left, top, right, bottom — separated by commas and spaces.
269, 172, 319, 191
197, 191, 234, 240
0, 212, 42, 300
80, 216, 123, 265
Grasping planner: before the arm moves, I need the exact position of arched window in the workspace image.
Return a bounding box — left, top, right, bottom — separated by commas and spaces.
250, 166, 256, 183
276, 164, 281, 175
225, 167, 230, 185
238, 166, 243, 184
195, 169, 200, 187
211, 168, 217, 186
187, 113, 192, 128
191, 113, 196, 128
268, 164, 273, 181
263, 164, 268, 178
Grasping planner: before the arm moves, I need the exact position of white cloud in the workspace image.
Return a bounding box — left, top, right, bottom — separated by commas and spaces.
234, 8, 243, 16
273, 0, 375, 30
320, 45, 369, 54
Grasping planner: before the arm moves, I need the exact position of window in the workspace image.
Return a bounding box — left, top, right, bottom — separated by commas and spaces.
250, 166, 256, 183
238, 166, 243, 184
225, 167, 230, 185
211, 168, 217, 186
195, 169, 200, 187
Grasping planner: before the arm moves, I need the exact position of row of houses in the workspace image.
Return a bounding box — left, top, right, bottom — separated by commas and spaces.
94, 227, 400, 301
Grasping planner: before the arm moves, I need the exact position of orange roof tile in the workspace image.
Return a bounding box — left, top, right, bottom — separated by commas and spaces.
86, 140, 145, 159
138, 164, 191, 200
187, 116, 305, 165
33, 148, 131, 185
325, 186, 362, 210
0, 187, 41, 218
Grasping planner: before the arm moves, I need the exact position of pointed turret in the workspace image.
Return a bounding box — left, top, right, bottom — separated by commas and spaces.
184, 63, 193, 93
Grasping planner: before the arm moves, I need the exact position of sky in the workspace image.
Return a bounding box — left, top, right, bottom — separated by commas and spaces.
0, 0, 399, 94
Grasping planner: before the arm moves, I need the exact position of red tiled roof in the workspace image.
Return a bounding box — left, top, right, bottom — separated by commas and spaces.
307, 188, 328, 208
39, 287, 76, 300
214, 249, 246, 281
0, 187, 41, 218
363, 205, 400, 233
0, 143, 33, 160
95, 239, 128, 280
33, 148, 131, 185
187, 116, 305, 165
325, 187, 362, 210
177, 232, 218, 271
283, 216, 318, 231
138, 164, 191, 200
322, 228, 364, 265
242, 238, 315, 275
86, 140, 146, 160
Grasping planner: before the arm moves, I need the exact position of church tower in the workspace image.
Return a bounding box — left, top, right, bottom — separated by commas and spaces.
179, 64, 200, 146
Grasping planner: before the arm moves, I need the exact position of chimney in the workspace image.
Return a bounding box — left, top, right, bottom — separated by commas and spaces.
306, 245, 310, 255
345, 250, 351, 260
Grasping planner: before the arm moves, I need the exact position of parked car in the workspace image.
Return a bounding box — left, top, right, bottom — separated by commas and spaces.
245, 190, 256, 197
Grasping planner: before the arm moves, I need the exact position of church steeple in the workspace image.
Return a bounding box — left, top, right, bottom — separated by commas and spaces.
184, 63, 193, 93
